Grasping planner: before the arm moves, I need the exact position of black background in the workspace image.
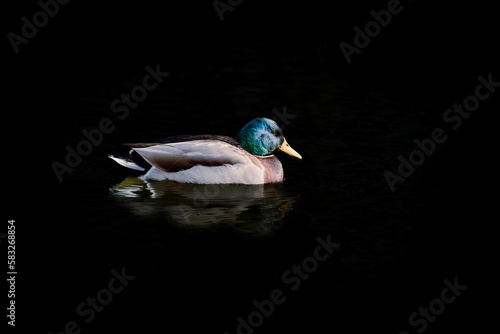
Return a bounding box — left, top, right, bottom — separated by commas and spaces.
4, 0, 498, 333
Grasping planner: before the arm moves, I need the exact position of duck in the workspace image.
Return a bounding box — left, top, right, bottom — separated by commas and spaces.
109, 117, 302, 184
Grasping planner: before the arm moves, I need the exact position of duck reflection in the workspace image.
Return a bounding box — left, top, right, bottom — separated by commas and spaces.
110, 176, 298, 236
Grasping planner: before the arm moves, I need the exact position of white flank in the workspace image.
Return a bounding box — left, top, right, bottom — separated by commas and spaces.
134, 140, 265, 184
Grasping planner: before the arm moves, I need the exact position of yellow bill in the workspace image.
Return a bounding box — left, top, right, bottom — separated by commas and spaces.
279, 138, 302, 159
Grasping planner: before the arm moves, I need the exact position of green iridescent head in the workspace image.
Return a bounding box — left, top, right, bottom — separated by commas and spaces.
236, 118, 302, 159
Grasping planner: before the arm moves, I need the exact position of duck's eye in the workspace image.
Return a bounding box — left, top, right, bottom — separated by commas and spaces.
271, 130, 278, 136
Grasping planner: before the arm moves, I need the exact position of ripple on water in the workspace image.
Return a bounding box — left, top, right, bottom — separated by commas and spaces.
109, 176, 300, 237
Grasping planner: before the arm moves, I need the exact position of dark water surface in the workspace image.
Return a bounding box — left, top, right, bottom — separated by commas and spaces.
6, 2, 497, 334
34, 48, 484, 334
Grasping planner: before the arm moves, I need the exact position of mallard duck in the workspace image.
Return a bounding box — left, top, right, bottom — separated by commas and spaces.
109, 118, 302, 184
